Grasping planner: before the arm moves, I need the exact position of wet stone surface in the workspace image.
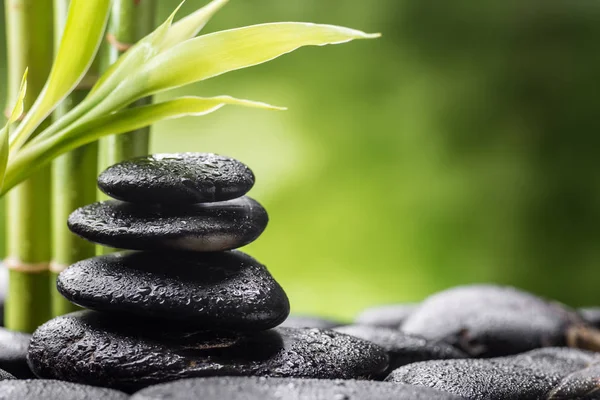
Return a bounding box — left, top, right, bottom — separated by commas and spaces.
98, 153, 255, 205
386, 347, 600, 400
401, 285, 588, 357
0, 380, 128, 400
28, 311, 388, 392
0, 328, 33, 378
67, 197, 268, 251
354, 303, 418, 329
280, 315, 343, 330
58, 250, 289, 330
130, 377, 465, 400
579, 307, 600, 329
334, 325, 467, 376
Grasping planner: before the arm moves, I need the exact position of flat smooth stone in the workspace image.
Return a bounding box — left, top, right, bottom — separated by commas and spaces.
334, 325, 467, 375
401, 285, 591, 357
354, 304, 418, 329
0, 380, 128, 400
386, 347, 600, 400
131, 377, 465, 400
0, 328, 33, 378
280, 315, 343, 329
67, 197, 268, 251
28, 311, 388, 391
98, 153, 255, 204
58, 250, 289, 330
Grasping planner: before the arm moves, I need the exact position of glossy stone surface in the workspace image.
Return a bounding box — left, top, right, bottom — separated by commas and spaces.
0, 380, 128, 400
579, 307, 600, 329
98, 153, 255, 205
354, 304, 418, 329
0, 328, 33, 378
334, 325, 467, 375
58, 251, 289, 330
386, 347, 600, 400
401, 285, 588, 357
67, 197, 268, 251
131, 377, 465, 400
280, 315, 343, 329
28, 311, 388, 391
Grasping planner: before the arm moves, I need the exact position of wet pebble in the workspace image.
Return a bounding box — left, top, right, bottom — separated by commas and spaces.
58, 250, 289, 331
131, 377, 465, 400
28, 311, 388, 391
98, 153, 255, 205
401, 285, 593, 357
0, 380, 128, 400
67, 197, 268, 251
354, 303, 418, 329
334, 325, 467, 376
386, 347, 600, 400
0, 328, 33, 378
280, 315, 343, 329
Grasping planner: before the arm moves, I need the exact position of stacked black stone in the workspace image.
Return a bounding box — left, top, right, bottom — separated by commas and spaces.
27, 153, 388, 392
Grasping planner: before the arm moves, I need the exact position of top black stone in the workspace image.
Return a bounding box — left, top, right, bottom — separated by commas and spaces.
98, 153, 255, 204
131, 377, 466, 400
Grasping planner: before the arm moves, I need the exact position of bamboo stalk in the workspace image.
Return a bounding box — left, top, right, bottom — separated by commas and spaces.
4, 0, 54, 332
97, 0, 156, 255
49, 0, 98, 317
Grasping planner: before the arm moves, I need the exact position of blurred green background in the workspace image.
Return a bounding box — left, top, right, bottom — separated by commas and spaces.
1, 0, 600, 320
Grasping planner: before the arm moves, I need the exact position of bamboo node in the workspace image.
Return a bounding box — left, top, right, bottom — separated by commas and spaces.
106, 33, 134, 52
4, 257, 49, 273
49, 261, 70, 274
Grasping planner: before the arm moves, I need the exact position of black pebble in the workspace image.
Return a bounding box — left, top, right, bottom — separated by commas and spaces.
402, 285, 591, 357
0, 328, 33, 378
0, 380, 128, 400
280, 315, 343, 329
130, 377, 465, 400
67, 197, 268, 251
334, 325, 467, 376
354, 304, 418, 329
27, 311, 388, 391
386, 347, 600, 400
98, 153, 255, 205
579, 307, 600, 329
58, 250, 289, 331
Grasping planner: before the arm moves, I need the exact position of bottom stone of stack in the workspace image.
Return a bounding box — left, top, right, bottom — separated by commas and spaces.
27, 311, 389, 392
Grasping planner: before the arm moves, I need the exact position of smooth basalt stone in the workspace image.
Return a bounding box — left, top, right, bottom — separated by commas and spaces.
98, 153, 255, 205
131, 377, 466, 400
0, 265, 6, 326
401, 285, 590, 357
28, 311, 388, 391
579, 307, 600, 329
0, 380, 128, 400
334, 325, 467, 375
354, 303, 418, 329
280, 315, 343, 329
58, 250, 289, 330
386, 347, 600, 400
67, 196, 268, 251
0, 328, 34, 378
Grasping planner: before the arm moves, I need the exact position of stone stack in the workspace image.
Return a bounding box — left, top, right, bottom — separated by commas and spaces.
27, 153, 388, 392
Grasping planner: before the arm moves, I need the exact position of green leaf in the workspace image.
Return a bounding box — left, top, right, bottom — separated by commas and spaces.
159, 0, 229, 51
3, 96, 283, 194
8, 68, 28, 124
1, 69, 28, 190
9, 0, 111, 150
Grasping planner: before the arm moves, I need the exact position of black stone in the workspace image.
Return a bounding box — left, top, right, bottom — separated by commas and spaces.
280, 315, 343, 329
0, 265, 6, 326
579, 307, 600, 329
354, 304, 418, 329
0, 328, 34, 378
58, 250, 289, 331
334, 325, 467, 376
67, 197, 268, 251
386, 347, 600, 400
130, 377, 465, 400
0, 380, 128, 400
98, 153, 255, 205
28, 311, 388, 391
401, 285, 589, 357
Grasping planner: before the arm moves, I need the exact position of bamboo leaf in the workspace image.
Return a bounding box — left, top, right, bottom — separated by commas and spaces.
9, 0, 111, 150
160, 0, 229, 51
3, 96, 283, 194
1, 69, 28, 190
8, 69, 28, 124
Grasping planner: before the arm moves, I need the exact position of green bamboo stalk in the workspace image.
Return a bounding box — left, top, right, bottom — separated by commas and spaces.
97, 0, 156, 255
49, 0, 98, 317
4, 0, 54, 332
